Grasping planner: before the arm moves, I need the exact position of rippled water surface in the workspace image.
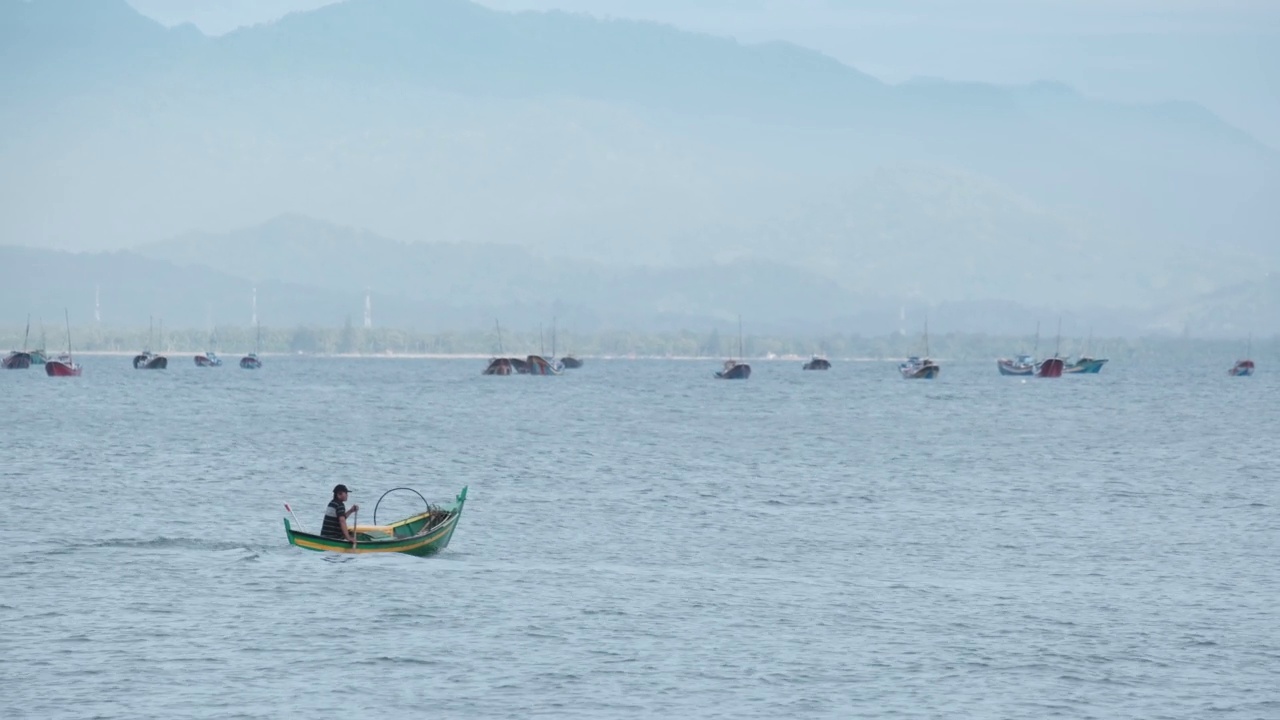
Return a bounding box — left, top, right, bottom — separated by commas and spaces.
4, 356, 1277, 718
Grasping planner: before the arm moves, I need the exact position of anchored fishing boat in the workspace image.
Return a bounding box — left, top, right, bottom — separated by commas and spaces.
1063, 329, 1107, 374
714, 316, 751, 379
44, 310, 81, 377
1063, 357, 1108, 374
998, 321, 1042, 376
3, 316, 34, 369
1036, 356, 1065, 378
560, 355, 583, 369
240, 324, 262, 369
1036, 319, 1066, 378
524, 354, 562, 375
900, 356, 940, 379
284, 487, 467, 557
26, 318, 48, 366
133, 351, 168, 370
1229, 359, 1255, 377
1229, 335, 1255, 376
2, 350, 32, 369
483, 357, 516, 375
482, 320, 520, 375
195, 331, 222, 367
899, 319, 940, 379
133, 317, 168, 369
803, 356, 831, 370
997, 354, 1036, 376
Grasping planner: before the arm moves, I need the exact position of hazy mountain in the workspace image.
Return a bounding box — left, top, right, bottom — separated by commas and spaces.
2, 0, 1276, 319
7, 212, 1273, 337
134, 214, 877, 332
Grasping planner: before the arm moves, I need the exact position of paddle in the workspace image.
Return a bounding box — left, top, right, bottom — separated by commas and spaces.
283, 503, 305, 532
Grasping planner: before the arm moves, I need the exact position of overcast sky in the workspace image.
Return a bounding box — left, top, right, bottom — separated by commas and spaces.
122, 1, 1280, 148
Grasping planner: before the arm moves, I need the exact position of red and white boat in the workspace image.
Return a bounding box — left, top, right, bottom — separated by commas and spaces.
45, 353, 81, 377
44, 310, 82, 377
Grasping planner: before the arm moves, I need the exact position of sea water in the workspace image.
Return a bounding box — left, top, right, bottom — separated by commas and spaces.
3, 357, 1276, 718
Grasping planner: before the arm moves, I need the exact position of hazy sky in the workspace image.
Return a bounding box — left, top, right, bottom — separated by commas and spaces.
126, 0, 1279, 147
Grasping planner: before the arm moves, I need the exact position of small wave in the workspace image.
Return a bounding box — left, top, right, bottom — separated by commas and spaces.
86, 537, 270, 553
374, 656, 438, 666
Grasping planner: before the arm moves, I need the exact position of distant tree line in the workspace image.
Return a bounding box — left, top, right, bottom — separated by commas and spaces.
0, 325, 1270, 363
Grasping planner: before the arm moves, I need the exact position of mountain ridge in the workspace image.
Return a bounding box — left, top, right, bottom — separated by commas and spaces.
2, 0, 1275, 319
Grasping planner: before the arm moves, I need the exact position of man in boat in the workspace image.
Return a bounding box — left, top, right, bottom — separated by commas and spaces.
321, 484, 360, 544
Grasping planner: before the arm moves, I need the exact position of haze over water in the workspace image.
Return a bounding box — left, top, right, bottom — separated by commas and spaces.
5, 358, 1277, 718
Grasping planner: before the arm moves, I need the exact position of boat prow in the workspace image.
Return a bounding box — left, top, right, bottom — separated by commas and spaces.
284, 487, 468, 557
1036, 357, 1065, 378
195, 352, 223, 367
524, 354, 563, 375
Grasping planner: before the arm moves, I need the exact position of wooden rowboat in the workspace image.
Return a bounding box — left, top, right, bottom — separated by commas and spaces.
284, 486, 467, 557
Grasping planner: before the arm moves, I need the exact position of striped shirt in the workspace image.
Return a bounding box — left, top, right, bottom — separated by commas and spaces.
321, 499, 346, 539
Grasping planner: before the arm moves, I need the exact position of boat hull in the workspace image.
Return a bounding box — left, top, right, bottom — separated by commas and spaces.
997, 359, 1035, 376
133, 354, 168, 369
715, 363, 751, 379
240, 355, 262, 369
900, 364, 940, 379
195, 354, 222, 367
45, 360, 82, 377
1037, 358, 1065, 378
284, 487, 467, 557
524, 355, 562, 375
560, 356, 583, 369
1064, 358, 1108, 374
483, 358, 515, 375
3, 352, 32, 369
803, 358, 831, 370
1229, 360, 1254, 377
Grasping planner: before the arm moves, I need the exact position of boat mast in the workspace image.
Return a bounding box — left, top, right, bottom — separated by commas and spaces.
22, 315, 29, 352
924, 317, 930, 358
1055, 317, 1062, 358
737, 315, 744, 361
64, 308, 72, 361
495, 319, 503, 356
552, 316, 557, 359
1033, 321, 1040, 356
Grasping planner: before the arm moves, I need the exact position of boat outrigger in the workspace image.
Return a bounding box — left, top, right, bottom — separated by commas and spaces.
284, 486, 467, 557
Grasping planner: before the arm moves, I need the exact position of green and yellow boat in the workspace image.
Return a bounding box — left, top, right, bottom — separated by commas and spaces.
284, 486, 467, 557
